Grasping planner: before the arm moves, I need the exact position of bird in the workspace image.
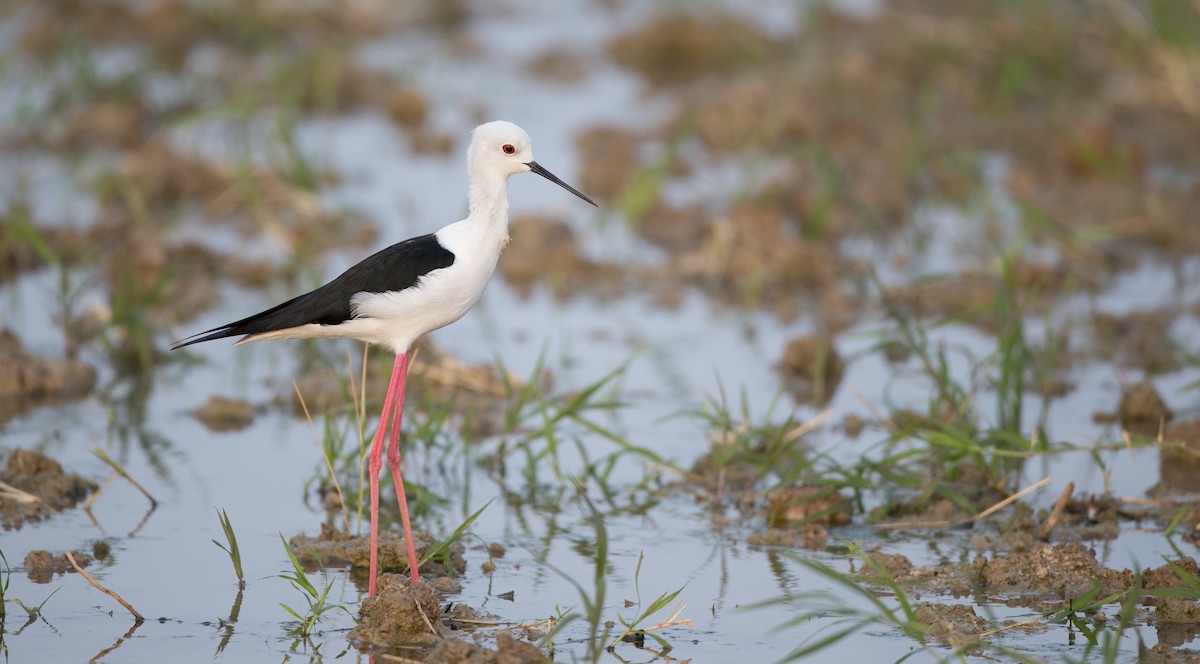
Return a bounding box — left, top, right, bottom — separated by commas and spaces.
172, 121, 596, 596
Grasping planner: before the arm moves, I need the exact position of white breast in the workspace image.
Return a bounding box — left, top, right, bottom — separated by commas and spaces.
348, 219, 506, 353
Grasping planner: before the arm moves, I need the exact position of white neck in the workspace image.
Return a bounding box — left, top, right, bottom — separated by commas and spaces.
466, 167, 511, 242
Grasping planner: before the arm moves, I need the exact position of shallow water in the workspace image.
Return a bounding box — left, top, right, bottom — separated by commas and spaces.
3, 1, 1200, 663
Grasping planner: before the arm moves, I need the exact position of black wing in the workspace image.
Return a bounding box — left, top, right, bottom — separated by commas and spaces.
171, 233, 455, 349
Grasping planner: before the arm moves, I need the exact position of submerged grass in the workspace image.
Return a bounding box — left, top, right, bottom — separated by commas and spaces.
760, 537, 1200, 662
540, 490, 689, 661
276, 534, 351, 639
212, 508, 244, 590
764, 543, 934, 661
689, 382, 817, 490
607, 551, 690, 652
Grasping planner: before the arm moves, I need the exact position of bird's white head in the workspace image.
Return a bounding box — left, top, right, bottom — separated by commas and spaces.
467, 121, 597, 207
469, 121, 535, 178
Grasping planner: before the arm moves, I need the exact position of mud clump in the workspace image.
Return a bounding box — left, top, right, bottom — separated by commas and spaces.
1150, 554, 1200, 652
779, 335, 843, 404
1144, 557, 1200, 591
0, 213, 90, 285
1049, 495, 1122, 542
913, 603, 988, 648
1117, 380, 1173, 437
746, 526, 829, 550
635, 204, 709, 254
24, 549, 91, 584
1158, 419, 1200, 493
857, 550, 977, 597
869, 543, 1200, 615
287, 339, 509, 438
500, 215, 624, 299
351, 575, 546, 660
290, 523, 465, 580
350, 574, 441, 646
0, 329, 96, 429
671, 208, 839, 320
1142, 641, 1200, 664
191, 396, 256, 432
1093, 311, 1181, 375
1153, 597, 1200, 649
424, 632, 548, 664
525, 47, 589, 84
575, 126, 641, 203
888, 274, 1000, 330
386, 88, 430, 130
977, 542, 1132, 601
0, 448, 97, 529
767, 486, 852, 528
57, 100, 148, 150
873, 468, 1003, 525
608, 13, 780, 87
1154, 597, 1200, 624
866, 551, 915, 580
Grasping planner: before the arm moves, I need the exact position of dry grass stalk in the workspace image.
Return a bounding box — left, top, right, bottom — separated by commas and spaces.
1039, 481, 1075, 540
413, 597, 439, 635
0, 479, 42, 504
782, 408, 833, 445
349, 344, 369, 534
66, 551, 144, 623
293, 380, 350, 532
83, 476, 117, 511
852, 389, 897, 433
442, 617, 502, 628
641, 600, 692, 633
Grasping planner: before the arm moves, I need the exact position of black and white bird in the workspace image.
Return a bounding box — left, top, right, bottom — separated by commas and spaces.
172, 121, 596, 596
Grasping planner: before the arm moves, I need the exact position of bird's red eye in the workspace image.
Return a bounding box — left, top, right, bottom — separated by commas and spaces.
502, 144, 515, 155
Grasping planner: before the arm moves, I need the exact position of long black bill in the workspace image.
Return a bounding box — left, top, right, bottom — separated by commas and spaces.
527, 161, 598, 207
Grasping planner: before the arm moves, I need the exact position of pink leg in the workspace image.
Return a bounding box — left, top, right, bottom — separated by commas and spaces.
366, 357, 402, 597
384, 352, 420, 582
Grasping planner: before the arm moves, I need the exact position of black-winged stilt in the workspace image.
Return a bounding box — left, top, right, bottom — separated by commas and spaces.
172, 121, 596, 596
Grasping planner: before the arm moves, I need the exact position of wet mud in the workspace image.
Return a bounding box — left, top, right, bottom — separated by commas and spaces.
499, 215, 626, 300
779, 335, 844, 404
191, 395, 257, 432
913, 603, 988, 649
350, 575, 546, 662
866, 542, 1200, 616
1158, 419, 1200, 495
0, 330, 95, 430
0, 448, 96, 530
290, 523, 465, 583
350, 574, 443, 647
23, 549, 90, 584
